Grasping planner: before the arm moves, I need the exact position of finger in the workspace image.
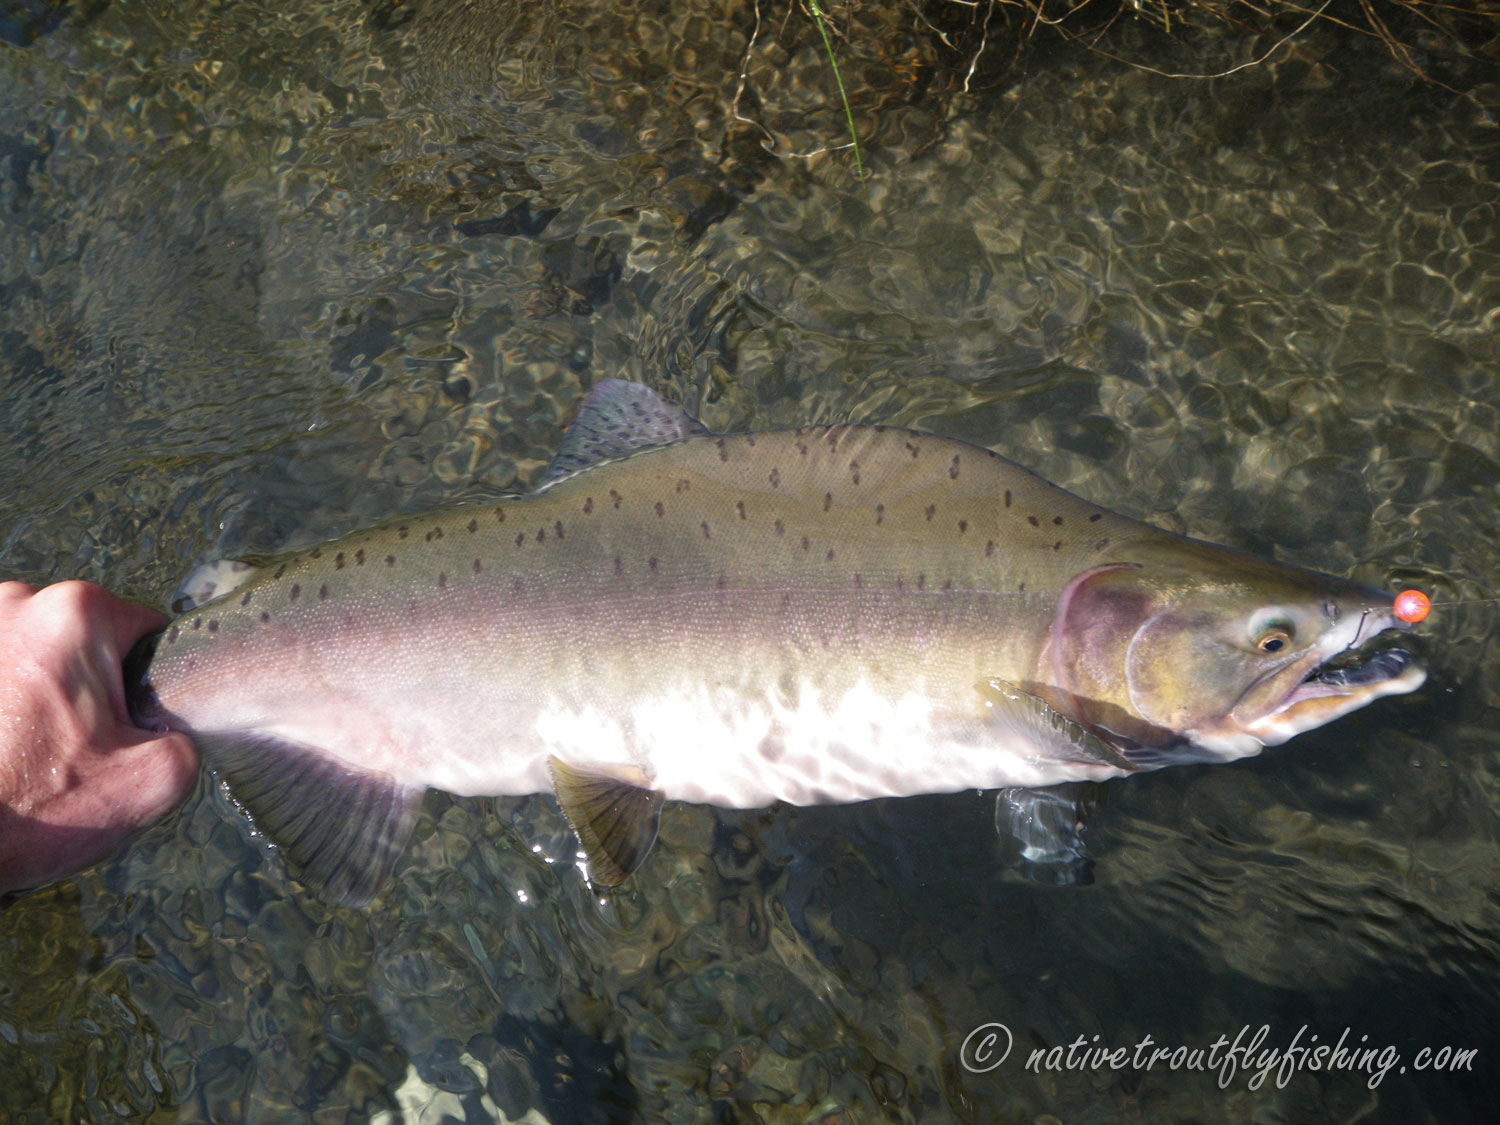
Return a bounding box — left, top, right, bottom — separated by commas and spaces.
103, 596, 170, 657
106, 731, 201, 824
0, 733, 200, 894
29, 582, 169, 728
0, 580, 40, 606
38, 581, 168, 658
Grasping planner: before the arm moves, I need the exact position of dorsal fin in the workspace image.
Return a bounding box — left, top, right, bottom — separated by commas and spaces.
537, 379, 708, 488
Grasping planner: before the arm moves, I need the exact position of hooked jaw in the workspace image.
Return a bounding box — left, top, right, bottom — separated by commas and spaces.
1229, 607, 1426, 750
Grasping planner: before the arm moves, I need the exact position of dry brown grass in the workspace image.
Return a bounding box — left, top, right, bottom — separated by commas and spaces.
918, 0, 1500, 86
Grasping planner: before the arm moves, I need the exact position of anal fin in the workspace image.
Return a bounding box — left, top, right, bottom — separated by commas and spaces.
203, 734, 423, 906
548, 757, 664, 886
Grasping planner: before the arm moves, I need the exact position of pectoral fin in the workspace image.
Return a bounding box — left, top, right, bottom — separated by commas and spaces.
994, 785, 1094, 886
983, 679, 1140, 774
548, 757, 665, 886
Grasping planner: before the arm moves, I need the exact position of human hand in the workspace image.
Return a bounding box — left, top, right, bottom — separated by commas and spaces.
0, 581, 198, 896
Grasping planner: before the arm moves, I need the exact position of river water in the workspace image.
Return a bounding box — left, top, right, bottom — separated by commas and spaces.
1, 1, 1497, 1121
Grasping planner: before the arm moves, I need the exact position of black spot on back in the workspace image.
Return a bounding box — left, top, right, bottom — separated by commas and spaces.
289, 584, 301, 602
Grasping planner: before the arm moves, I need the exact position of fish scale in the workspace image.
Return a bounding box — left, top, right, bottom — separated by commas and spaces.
129, 380, 1425, 901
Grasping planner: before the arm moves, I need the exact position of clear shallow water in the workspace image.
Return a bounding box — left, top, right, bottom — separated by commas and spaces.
1, 1, 1497, 1121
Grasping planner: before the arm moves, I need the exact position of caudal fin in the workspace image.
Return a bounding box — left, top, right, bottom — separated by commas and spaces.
204, 734, 424, 906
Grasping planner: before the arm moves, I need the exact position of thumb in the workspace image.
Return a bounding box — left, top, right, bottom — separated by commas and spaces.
109, 728, 200, 825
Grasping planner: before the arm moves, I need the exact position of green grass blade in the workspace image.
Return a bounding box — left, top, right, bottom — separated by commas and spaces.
807, 0, 866, 184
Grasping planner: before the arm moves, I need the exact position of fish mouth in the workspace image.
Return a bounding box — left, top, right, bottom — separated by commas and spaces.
1240, 625, 1426, 746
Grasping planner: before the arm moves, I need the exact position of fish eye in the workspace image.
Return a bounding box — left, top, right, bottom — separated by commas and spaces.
1256, 630, 1291, 654
1248, 609, 1295, 654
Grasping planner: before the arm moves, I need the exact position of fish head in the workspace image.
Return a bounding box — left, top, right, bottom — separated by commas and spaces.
1044, 538, 1426, 767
